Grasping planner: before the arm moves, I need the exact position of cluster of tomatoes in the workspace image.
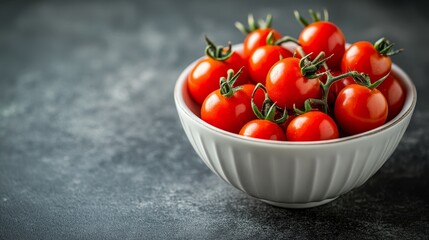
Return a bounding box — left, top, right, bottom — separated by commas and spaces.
187, 9, 405, 141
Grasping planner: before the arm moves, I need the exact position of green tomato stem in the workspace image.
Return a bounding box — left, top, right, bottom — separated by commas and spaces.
300, 52, 331, 79
235, 14, 273, 35
294, 10, 309, 27
374, 37, 403, 56
204, 36, 233, 61
251, 83, 288, 124
265, 31, 300, 47
367, 74, 389, 90
322, 71, 357, 112
309, 9, 321, 22
294, 9, 329, 28
220, 68, 244, 98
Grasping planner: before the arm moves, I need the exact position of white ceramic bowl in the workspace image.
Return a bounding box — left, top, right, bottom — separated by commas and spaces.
174, 45, 417, 208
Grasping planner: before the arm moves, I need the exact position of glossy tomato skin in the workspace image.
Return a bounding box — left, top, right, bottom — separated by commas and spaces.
187, 52, 250, 105
201, 84, 257, 134
266, 57, 322, 109
341, 41, 392, 83
239, 119, 286, 141
248, 45, 293, 85
334, 84, 388, 135
242, 28, 282, 60
377, 74, 405, 121
298, 21, 345, 70
286, 111, 339, 141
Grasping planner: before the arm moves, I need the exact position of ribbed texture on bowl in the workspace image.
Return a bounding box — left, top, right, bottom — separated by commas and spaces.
174, 45, 417, 208
177, 102, 412, 204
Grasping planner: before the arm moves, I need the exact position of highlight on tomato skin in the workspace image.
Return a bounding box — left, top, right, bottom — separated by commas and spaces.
187, 37, 251, 105
298, 21, 346, 70
334, 84, 388, 135
286, 111, 339, 141
187, 52, 250, 105
243, 28, 282, 61
248, 44, 293, 85
265, 57, 322, 110
200, 68, 258, 134
341, 41, 391, 83
235, 14, 283, 61
294, 9, 346, 70
341, 38, 401, 84
239, 119, 286, 141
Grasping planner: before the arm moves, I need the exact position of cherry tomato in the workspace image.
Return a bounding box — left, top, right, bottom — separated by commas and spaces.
236, 15, 282, 60
341, 41, 391, 83
248, 45, 293, 85
334, 84, 388, 135
239, 119, 286, 141
187, 51, 249, 105
286, 111, 339, 141
266, 57, 322, 109
242, 29, 282, 60
377, 74, 405, 121
298, 21, 345, 69
201, 84, 261, 134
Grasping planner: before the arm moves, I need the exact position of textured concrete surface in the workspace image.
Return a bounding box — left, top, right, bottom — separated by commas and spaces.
0, 0, 428, 239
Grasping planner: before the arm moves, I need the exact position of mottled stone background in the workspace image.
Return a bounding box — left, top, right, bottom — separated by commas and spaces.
0, 0, 428, 239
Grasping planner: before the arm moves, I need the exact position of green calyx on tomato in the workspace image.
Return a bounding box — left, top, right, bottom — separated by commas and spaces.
299, 52, 330, 79
341, 37, 401, 83
294, 9, 329, 27
251, 83, 288, 124
204, 35, 233, 61
293, 98, 314, 116
374, 37, 403, 56
219, 68, 244, 98
235, 14, 273, 34
350, 72, 388, 90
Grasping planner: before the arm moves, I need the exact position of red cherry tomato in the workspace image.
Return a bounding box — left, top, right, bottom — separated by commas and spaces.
248, 45, 293, 85
334, 84, 388, 135
201, 84, 260, 134
236, 14, 283, 60
243, 28, 282, 61
298, 21, 345, 69
341, 41, 391, 83
377, 74, 405, 121
187, 52, 249, 105
286, 111, 339, 141
239, 119, 286, 141
266, 57, 322, 109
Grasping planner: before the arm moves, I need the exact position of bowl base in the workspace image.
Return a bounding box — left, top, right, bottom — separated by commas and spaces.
260, 197, 338, 209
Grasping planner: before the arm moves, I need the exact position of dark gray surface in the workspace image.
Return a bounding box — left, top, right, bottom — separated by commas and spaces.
0, 0, 428, 239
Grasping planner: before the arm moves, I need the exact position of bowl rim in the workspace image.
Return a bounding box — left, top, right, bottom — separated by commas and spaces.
174, 46, 417, 146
